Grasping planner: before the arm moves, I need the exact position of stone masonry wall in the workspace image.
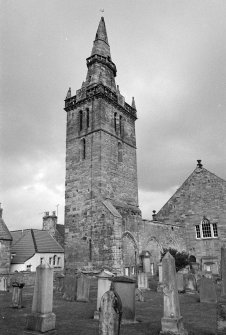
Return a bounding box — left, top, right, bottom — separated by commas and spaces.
0, 240, 11, 274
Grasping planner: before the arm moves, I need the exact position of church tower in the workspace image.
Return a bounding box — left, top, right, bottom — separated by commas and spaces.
64, 17, 142, 274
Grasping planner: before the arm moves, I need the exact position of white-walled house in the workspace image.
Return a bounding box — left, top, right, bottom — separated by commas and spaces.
10, 229, 64, 272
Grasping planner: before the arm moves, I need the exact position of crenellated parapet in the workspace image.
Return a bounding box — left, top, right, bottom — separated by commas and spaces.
64, 83, 137, 119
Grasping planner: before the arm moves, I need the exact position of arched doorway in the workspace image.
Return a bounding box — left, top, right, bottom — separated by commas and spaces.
122, 231, 138, 276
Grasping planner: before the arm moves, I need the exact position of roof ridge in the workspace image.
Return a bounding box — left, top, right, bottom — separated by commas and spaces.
31, 229, 38, 252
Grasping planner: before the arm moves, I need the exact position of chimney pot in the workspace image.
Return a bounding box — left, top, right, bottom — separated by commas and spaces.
197, 160, 203, 168
45, 211, 49, 216
52, 211, 56, 216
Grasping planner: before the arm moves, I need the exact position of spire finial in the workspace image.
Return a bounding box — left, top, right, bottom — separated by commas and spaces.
197, 160, 203, 168
66, 87, 71, 99
91, 17, 110, 58
132, 97, 136, 110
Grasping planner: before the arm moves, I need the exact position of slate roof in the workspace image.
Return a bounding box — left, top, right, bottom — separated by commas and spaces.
0, 217, 12, 241
11, 229, 64, 264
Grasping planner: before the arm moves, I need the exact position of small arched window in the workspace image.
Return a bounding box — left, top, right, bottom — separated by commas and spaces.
114, 112, 117, 132
86, 109, 90, 128
79, 111, 83, 131
81, 138, 86, 160
118, 142, 122, 162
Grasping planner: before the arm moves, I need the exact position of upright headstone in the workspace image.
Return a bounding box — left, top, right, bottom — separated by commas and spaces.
24, 264, 56, 334
199, 277, 217, 303
176, 272, 185, 293
160, 252, 188, 335
63, 274, 77, 301
76, 273, 90, 302
157, 263, 164, 292
94, 270, 114, 320
99, 289, 122, 335
184, 273, 197, 294
216, 247, 226, 334
135, 288, 145, 302
0, 276, 7, 291
12, 282, 24, 308
138, 272, 149, 290
111, 276, 136, 324
55, 273, 64, 292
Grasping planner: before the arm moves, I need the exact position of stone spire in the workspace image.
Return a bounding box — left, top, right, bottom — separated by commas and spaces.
91, 17, 111, 58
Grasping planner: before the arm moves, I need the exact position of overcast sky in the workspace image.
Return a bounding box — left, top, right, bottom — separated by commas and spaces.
1, 0, 226, 231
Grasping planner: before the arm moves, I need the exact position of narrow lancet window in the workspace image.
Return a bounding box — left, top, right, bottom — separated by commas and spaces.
86, 109, 90, 128
118, 142, 122, 162
119, 115, 122, 135
114, 112, 117, 132
81, 138, 86, 159
80, 110, 83, 131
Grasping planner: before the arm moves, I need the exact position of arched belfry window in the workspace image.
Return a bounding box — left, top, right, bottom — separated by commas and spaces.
114, 112, 117, 132
195, 217, 218, 239
81, 138, 86, 160
86, 109, 90, 128
118, 142, 122, 162
79, 111, 83, 131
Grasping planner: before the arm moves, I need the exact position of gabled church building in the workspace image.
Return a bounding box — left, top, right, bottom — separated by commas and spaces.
63, 17, 226, 276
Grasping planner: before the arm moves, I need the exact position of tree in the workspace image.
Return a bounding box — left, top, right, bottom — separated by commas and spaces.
160, 248, 189, 272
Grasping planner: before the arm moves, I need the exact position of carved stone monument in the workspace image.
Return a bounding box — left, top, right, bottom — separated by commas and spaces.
99, 289, 122, 335
76, 273, 90, 302
24, 264, 56, 334
199, 277, 217, 303
160, 252, 188, 335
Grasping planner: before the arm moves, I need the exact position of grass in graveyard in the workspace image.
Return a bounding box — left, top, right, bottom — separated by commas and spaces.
0, 278, 217, 335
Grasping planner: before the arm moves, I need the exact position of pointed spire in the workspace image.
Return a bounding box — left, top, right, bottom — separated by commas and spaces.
132, 97, 136, 110
91, 17, 111, 58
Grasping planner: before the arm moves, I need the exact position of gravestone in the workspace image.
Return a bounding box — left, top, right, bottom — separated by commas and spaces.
157, 263, 164, 292
199, 277, 217, 303
55, 273, 64, 292
94, 270, 114, 320
160, 252, 188, 335
216, 247, 226, 334
63, 274, 77, 301
76, 273, 90, 302
12, 282, 24, 308
176, 272, 185, 293
135, 288, 145, 302
184, 273, 197, 294
99, 289, 122, 335
24, 264, 56, 334
138, 272, 149, 290
0, 276, 7, 291
111, 276, 136, 324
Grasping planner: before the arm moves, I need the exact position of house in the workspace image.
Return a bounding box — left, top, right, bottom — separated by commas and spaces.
0, 204, 12, 290
10, 229, 64, 272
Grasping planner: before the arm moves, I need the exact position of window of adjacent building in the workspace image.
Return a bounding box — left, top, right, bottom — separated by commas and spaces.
86, 109, 90, 128
195, 218, 218, 239
40, 257, 44, 264
57, 257, 60, 266
26, 264, 31, 271
53, 255, 57, 266
49, 257, 52, 265
79, 110, 83, 131
118, 142, 122, 162
114, 112, 117, 132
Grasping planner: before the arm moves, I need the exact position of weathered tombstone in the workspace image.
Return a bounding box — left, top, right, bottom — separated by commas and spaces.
63, 273, 77, 301
135, 288, 145, 302
0, 276, 8, 291
199, 277, 217, 303
157, 262, 164, 292
216, 247, 226, 334
160, 252, 188, 335
94, 270, 114, 320
76, 273, 90, 302
141, 251, 151, 273
176, 272, 185, 293
184, 273, 197, 294
111, 276, 136, 324
24, 264, 56, 334
138, 272, 149, 290
99, 289, 122, 335
55, 273, 64, 292
12, 282, 24, 308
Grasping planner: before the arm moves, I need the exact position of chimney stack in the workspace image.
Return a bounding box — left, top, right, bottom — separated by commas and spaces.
197, 160, 203, 168
0, 203, 2, 218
